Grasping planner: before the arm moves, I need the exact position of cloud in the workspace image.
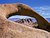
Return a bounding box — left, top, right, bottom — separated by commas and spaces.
33, 6, 50, 18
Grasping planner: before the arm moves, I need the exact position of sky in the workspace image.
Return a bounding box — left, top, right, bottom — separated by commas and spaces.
0, 0, 50, 18
0, 0, 50, 6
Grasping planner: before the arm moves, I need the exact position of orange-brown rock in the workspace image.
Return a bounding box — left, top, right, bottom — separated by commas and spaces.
0, 3, 50, 38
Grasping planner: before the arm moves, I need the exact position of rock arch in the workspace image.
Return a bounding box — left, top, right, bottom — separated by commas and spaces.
4, 3, 50, 31
0, 3, 50, 38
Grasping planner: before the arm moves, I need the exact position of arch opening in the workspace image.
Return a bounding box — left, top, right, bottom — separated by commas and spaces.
8, 15, 38, 28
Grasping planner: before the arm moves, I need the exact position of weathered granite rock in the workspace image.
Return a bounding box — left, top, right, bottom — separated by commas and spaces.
0, 3, 50, 38
2, 3, 50, 31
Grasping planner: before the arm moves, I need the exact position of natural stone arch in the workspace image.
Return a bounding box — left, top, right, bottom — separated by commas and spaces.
4, 3, 50, 31
0, 3, 50, 38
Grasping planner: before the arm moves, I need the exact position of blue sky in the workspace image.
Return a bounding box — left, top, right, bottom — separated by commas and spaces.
0, 0, 50, 6
0, 0, 50, 18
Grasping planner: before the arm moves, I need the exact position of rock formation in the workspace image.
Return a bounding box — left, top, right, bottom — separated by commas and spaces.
0, 3, 50, 38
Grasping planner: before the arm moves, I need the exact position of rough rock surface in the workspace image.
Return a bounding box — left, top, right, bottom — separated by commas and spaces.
0, 3, 50, 38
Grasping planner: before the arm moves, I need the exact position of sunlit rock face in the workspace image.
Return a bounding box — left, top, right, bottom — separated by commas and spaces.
8, 15, 38, 27
0, 3, 50, 38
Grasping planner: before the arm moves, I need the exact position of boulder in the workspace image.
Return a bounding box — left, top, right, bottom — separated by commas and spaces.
0, 3, 50, 38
